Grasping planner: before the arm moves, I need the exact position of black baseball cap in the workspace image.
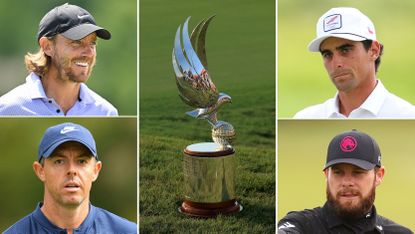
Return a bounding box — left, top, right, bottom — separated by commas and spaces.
324, 130, 381, 170
37, 3, 111, 42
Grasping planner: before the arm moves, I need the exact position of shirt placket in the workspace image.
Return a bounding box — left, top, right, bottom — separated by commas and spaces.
45, 98, 65, 116
66, 98, 84, 115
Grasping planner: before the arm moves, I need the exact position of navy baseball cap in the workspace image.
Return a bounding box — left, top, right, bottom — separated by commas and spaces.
38, 122, 97, 161
324, 130, 381, 170
37, 3, 111, 42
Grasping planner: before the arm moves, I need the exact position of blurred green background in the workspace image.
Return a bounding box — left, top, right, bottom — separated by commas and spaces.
0, 0, 136, 115
279, 0, 415, 117
0, 118, 137, 232
140, 0, 275, 232
279, 120, 415, 230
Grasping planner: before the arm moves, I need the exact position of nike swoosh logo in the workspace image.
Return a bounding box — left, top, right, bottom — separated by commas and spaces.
60, 126, 78, 134
77, 14, 89, 19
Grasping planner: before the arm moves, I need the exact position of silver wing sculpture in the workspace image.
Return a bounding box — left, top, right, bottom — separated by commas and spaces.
172, 16, 235, 149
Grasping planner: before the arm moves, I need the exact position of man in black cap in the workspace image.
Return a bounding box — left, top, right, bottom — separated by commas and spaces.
0, 3, 118, 116
278, 130, 413, 233
4, 122, 136, 233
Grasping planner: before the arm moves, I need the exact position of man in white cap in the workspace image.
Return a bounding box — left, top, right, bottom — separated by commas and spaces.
294, 7, 415, 118
0, 3, 118, 116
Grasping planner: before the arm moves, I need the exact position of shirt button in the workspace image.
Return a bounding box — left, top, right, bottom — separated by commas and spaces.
56, 109, 61, 113
48, 100, 52, 103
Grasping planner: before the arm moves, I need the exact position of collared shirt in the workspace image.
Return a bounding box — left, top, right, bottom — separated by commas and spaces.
294, 80, 415, 118
0, 72, 118, 116
3, 203, 137, 234
278, 202, 413, 234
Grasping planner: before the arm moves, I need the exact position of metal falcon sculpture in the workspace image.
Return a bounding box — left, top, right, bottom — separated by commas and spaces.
172, 16, 235, 149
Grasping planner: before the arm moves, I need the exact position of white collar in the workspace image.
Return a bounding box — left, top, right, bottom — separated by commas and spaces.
328, 80, 388, 117
26, 72, 95, 104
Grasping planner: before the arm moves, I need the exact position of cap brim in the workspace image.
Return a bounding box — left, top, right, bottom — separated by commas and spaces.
323, 158, 376, 170
308, 34, 368, 52
41, 138, 97, 160
61, 23, 111, 40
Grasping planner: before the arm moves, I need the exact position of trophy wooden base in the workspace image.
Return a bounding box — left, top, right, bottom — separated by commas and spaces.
179, 199, 242, 218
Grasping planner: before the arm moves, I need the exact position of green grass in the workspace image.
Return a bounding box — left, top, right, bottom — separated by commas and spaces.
139, 0, 275, 232
278, 0, 415, 117
279, 120, 415, 230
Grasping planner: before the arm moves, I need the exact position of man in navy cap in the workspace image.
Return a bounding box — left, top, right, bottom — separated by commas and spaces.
278, 130, 412, 233
0, 3, 118, 116
4, 122, 136, 233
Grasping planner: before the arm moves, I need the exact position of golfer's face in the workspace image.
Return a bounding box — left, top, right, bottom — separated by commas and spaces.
51, 33, 97, 83
320, 38, 374, 93
41, 141, 101, 208
326, 163, 375, 209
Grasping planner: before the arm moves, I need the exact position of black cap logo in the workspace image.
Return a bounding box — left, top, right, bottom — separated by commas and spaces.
340, 136, 357, 152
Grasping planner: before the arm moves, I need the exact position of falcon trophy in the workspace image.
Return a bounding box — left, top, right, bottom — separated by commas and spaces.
172, 16, 242, 218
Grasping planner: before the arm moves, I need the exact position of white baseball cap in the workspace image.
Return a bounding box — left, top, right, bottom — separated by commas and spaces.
308, 7, 377, 52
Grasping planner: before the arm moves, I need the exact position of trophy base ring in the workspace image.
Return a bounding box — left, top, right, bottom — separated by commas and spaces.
179, 199, 242, 218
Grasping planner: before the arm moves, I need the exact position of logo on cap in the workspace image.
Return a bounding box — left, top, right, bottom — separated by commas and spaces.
60, 126, 78, 134
324, 14, 342, 32
368, 27, 374, 34
77, 14, 89, 19
340, 136, 357, 152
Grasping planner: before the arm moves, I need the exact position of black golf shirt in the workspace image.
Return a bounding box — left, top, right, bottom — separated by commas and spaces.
278, 202, 413, 234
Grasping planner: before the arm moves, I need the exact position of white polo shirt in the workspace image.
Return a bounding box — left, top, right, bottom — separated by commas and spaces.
0, 72, 118, 116
294, 80, 415, 118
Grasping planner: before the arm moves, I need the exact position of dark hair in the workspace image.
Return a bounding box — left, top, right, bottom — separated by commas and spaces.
39, 157, 45, 166
362, 40, 384, 73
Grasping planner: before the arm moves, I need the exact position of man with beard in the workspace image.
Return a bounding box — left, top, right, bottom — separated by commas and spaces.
294, 7, 415, 118
0, 3, 118, 116
278, 130, 412, 233
4, 122, 136, 233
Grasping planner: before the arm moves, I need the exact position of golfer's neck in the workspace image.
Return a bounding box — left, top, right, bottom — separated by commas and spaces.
40, 198, 90, 231
41, 71, 81, 114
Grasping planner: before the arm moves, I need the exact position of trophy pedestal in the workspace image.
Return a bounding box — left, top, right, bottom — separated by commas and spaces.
179, 142, 242, 218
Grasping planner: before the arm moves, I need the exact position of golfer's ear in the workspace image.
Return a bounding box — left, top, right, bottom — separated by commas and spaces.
375, 166, 385, 187
33, 161, 46, 182
369, 40, 381, 60
92, 160, 102, 182
39, 37, 54, 57
323, 168, 329, 179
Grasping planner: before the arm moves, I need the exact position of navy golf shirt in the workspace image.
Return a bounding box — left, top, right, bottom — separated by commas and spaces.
4, 203, 137, 234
